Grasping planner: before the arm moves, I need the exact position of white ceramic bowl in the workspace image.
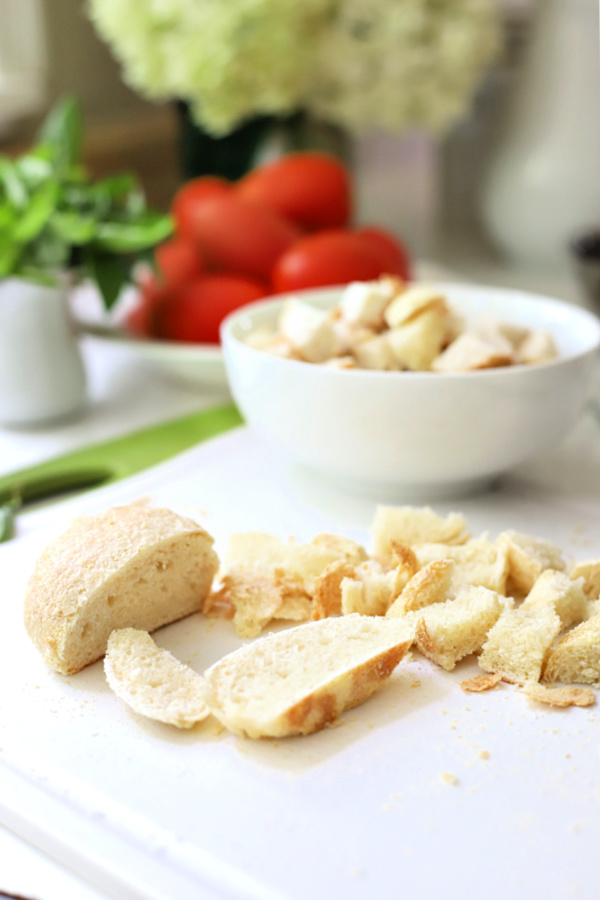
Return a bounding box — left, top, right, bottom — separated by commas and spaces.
221, 283, 600, 499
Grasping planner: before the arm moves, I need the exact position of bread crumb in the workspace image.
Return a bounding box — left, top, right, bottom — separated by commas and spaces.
460, 672, 502, 693
479, 750, 490, 760
523, 683, 596, 708
440, 771, 458, 786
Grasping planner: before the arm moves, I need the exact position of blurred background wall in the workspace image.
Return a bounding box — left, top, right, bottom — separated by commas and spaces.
0, 0, 536, 256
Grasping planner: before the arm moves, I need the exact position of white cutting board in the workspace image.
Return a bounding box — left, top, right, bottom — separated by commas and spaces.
2, 414, 600, 900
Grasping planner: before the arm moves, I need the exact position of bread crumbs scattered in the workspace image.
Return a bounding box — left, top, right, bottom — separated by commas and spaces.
440, 771, 458, 786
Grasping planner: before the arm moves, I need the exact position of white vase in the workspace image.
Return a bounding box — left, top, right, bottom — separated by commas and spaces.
0, 277, 87, 427
480, 0, 600, 268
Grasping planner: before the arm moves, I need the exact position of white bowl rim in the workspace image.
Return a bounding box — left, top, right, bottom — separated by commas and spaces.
221, 281, 600, 380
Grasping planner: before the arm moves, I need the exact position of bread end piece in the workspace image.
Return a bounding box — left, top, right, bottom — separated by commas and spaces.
24, 504, 219, 674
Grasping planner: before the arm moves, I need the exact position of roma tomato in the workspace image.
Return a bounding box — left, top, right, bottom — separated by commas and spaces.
126, 274, 171, 338
186, 193, 301, 282
171, 176, 231, 240
354, 226, 412, 280
155, 274, 266, 344
271, 229, 392, 293
154, 237, 204, 288
236, 152, 352, 230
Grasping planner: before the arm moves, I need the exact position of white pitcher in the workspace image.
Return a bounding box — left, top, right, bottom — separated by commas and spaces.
0, 277, 87, 426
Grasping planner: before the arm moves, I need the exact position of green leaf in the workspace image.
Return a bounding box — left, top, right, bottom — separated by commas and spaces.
13, 180, 60, 243
37, 96, 83, 175
0, 158, 28, 208
15, 153, 53, 189
84, 249, 129, 310
0, 242, 22, 277
50, 210, 97, 244
94, 212, 173, 253
0, 502, 17, 543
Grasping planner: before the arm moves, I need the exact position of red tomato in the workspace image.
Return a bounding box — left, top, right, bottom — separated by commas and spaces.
271, 229, 394, 293
237, 152, 352, 230
185, 193, 301, 282
154, 237, 204, 288
126, 275, 171, 338
354, 226, 412, 280
171, 176, 231, 240
155, 274, 266, 344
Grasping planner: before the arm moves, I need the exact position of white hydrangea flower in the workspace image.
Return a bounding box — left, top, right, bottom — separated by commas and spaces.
88, 0, 501, 136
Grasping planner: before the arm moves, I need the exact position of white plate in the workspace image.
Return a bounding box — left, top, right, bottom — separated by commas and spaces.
70, 284, 227, 389
3, 414, 600, 899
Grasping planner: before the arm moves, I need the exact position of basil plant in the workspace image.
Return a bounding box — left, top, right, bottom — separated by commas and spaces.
0, 97, 173, 309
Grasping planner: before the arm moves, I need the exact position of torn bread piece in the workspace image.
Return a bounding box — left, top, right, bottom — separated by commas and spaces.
431, 331, 512, 372
543, 615, 600, 685
24, 504, 219, 675
478, 607, 562, 685
521, 569, 588, 630
387, 306, 448, 371
515, 330, 558, 365
496, 529, 566, 597
279, 299, 342, 363
221, 532, 347, 637
383, 283, 447, 329
104, 629, 210, 729
372, 505, 470, 563
340, 560, 406, 617
313, 560, 356, 620
339, 278, 401, 329
202, 614, 414, 739
413, 586, 505, 672
386, 559, 455, 617
570, 559, 600, 600
522, 683, 595, 708
413, 537, 509, 595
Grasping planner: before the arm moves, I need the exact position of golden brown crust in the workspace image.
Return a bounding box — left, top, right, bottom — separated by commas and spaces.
522, 683, 596, 708
312, 560, 355, 620
460, 672, 502, 693
387, 559, 454, 616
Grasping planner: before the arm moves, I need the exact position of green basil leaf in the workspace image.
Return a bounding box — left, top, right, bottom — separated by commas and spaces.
84, 249, 129, 310
37, 96, 83, 175
94, 213, 173, 253
15, 154, 53, 188
0, 242, 22, 277
0, 158, 28, 209
13, 181, 60, 243
50, 210, 97, 244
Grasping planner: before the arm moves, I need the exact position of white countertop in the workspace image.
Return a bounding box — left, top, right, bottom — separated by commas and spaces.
0, 258, 595, 900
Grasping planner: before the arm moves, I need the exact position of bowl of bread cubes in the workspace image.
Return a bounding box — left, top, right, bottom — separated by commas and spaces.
221, 277, 600, 498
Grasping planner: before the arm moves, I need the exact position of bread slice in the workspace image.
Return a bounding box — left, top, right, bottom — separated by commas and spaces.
543, 615, 600, 685
414, 586, 505, 671
202, 614, 414, 738
24, 504, 219, 675
371, 505, 470, 564
105, 628, 210, 728
520, 569, 587, 630
478, 606, 562, 684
